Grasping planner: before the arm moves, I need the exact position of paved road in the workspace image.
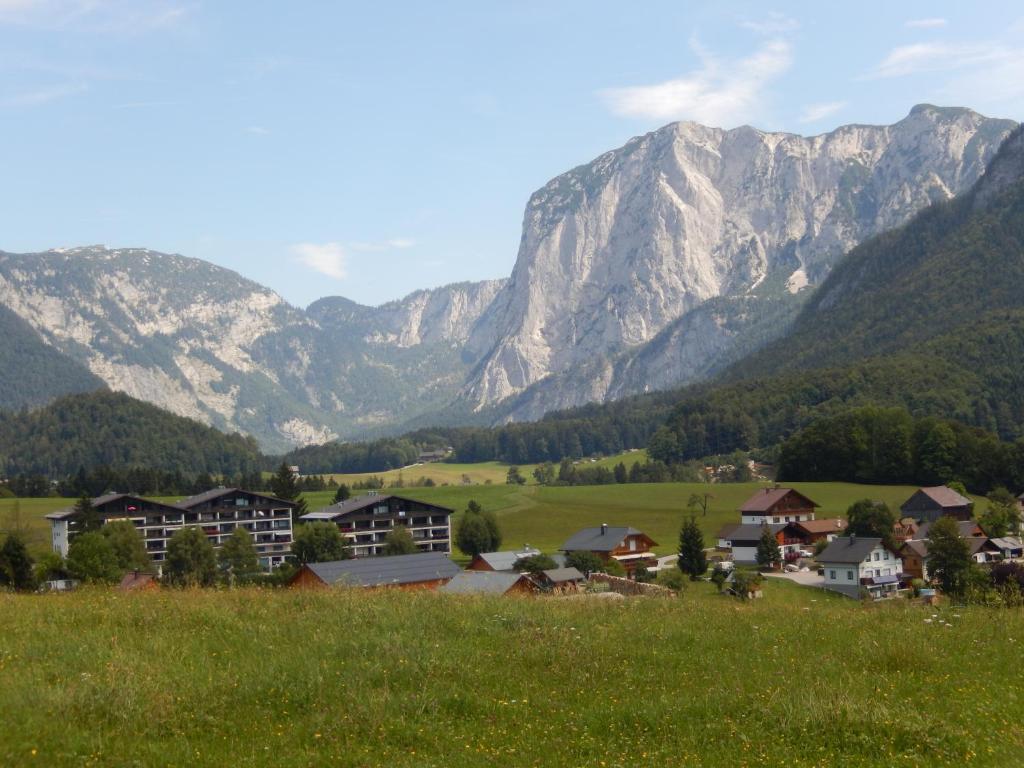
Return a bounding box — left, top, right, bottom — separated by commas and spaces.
764, 570, 825, 588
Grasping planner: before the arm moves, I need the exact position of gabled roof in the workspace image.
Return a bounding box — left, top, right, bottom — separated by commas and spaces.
441, 571, 533, 595
175, 487, 295, 509
472, 548, 540, 571
303, 551, 460, 587
792, 518, 848, 535
45, 493, 179, 520
818, 536, 890, 564
990, 536, 1024, 551
900, 539, 929, 558
727, 523, 786, 544
302, 493, 453, 521
717, 523, 741, 539
914, 519, 981, 540
739, 487, 819, 513
541, 567, 586, 583
902, 486, 973, 510
560, 526, 653, 552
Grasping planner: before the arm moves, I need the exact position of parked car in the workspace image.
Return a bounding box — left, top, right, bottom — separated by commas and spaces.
796, 549, 815, 558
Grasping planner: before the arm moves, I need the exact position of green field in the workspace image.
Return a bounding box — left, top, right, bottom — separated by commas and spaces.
5, 480, 979, 559
1, 582, 1020, 767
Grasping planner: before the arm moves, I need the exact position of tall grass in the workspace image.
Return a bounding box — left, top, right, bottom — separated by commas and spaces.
1, 581, 1021, 766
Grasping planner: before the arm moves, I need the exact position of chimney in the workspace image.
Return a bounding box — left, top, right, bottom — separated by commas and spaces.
600, 523, 608, 535
849, 533, 856, 545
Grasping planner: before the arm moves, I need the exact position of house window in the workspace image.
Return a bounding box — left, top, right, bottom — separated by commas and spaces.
829, 570, 836, 580
873, 552, 880, 561
846, 570, 854, 580
629, 539, 637, 551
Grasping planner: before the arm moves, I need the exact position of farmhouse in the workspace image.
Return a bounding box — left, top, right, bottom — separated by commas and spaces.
289, 551, 461, 590
301, 493, 453, 557
900, 486, 973, 523
559, 524, 657, 576
819, 536, 903, 599
728, 523, 788, 564
46, 489, 297, 571
467, 546, 541, 572
990, 536, 1024, 561
441, 570, 540, 596
790, 518, 848, 545
739, 487, 818, 524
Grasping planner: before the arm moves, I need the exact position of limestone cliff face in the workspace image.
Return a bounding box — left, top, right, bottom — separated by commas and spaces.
463, 105, 1016, 415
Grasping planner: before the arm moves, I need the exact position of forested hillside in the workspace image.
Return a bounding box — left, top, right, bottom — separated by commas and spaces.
0, 303, 104, 410
0, 391, 264, 477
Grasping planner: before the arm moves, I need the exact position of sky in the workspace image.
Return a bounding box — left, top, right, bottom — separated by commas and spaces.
2, 1, 1023, 308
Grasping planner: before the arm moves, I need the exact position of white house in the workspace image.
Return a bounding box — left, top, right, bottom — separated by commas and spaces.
818, 535, 903, 599
739, 487, 819, 525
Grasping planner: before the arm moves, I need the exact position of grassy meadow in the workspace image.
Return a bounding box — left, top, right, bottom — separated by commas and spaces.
1, 581, 1021, 767
3, 478, 971, 559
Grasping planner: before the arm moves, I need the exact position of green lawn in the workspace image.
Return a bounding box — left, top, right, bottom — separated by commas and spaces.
1, 582, 1020, 767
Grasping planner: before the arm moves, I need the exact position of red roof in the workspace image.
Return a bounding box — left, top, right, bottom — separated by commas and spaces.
739, 488, 819, 513
793, 518, 848, 535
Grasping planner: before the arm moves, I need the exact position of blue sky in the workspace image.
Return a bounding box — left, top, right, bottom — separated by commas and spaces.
2, 1, 1023, 308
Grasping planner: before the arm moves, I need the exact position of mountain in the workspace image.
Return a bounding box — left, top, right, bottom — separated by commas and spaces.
0, 390, 263, 477
0, 246, 501, 451
0, 303, 105, 409
462, 104, 1016, 420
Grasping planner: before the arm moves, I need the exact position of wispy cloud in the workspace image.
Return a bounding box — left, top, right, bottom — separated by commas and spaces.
2, 81, 86, 106
598, 36, 792, 126
798, 100, 847, 124
0, 0, 191, 33
905, 18, 947, 29
245, 125, 271, 135
739, 13, 799, 35
291, 238, 415, 279
869, 41, 994, 78
291, 243, 347, 280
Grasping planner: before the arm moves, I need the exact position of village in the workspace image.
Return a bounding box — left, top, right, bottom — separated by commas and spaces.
36, 481, 1024, 603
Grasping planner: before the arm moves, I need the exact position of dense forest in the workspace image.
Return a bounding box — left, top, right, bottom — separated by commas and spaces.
0, 391, 264, 478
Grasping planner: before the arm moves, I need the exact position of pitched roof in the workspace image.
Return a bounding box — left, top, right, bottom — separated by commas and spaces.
716, 523, 741, 539
914, 519, 981, 540
304, 551, 461, 587
727, 523, 786, 544
739, 487, 818, 513
818, 536, 888, 564
473, 548, 541, 571
901, 539, 929, 558
990, 536, 1024, 551
904, 486, 973, 510
793, 518, 848, 535
542, 567, 586, 583
44, 493, 178, 520
302, 493, 453, 521
175, 487, 295, 509
441, 571, 532, 595
560, 526, 651, 552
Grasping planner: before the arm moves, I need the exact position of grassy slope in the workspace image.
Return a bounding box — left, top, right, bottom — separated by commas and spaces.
1, 584, 1021, 767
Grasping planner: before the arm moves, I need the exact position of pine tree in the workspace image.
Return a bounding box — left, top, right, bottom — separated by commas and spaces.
927, 515, 973, 596
0, 533, 36, 591
333, 484, 351, 504
613, 462, 627, 484
75, 491, 100, 533
269, 463, 309, 525
756, 524, 782, 570
677, 516, 707, 580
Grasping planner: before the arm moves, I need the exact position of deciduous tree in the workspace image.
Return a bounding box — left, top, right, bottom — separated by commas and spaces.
165, 527, 217, 587
66, 532, 121, 584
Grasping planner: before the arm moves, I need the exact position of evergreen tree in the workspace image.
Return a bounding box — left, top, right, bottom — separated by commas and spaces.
677, 516, 707, 580
927, 515, 974, 597
218, 528, 260, 583
101, 520, 152, 572
165, 527, 218, 587
755, 524, 782, 570
383, 526, 418, 555
613, 462, 627, 484
75, 491, 101, 533
332, 484, 351, 504
66, 532, 121, 584
292, 522, 350, 564
0, 533, 36, 590
269, 463, 309, 524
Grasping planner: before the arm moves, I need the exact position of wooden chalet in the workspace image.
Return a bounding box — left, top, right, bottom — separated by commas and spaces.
739, 488, 819, 524
441, 570, 540, 596
900, 486, 974, 523
289, 551, 461, 591
467, 547, 541, 572
537, 567, 586, 594
559, 524, 658, 576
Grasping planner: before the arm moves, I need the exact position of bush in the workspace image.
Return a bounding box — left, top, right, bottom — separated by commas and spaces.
655, 569, 686, 592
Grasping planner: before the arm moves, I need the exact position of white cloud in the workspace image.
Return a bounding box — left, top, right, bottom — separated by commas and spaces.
245, 125, 270, 135
3, 81, 86, 106
598, 36, 792, 126
905, 18, 947, 29
870, 42, 994, 78
798, 101, 847, 124
291, 243, 347, 280
739, 13, 799, 35
0, 0, 191, 32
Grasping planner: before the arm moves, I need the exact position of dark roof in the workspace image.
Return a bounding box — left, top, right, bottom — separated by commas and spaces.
302, 493, 453, 521
728, 523, 786, 544
914, 520, 981, 540
901, 540, 929, 558
560, 526, 652, 552
902, 486, 973, 510
818, 536, 890, 564
473, 548, 540, 571
45, 493, 179, 520
739, 487, 818, 513
441, 571, 531, 595
717, 523, 741, 539
542, 567, 586, 583
175, 487, 295, 509
304, 551, 461, 587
